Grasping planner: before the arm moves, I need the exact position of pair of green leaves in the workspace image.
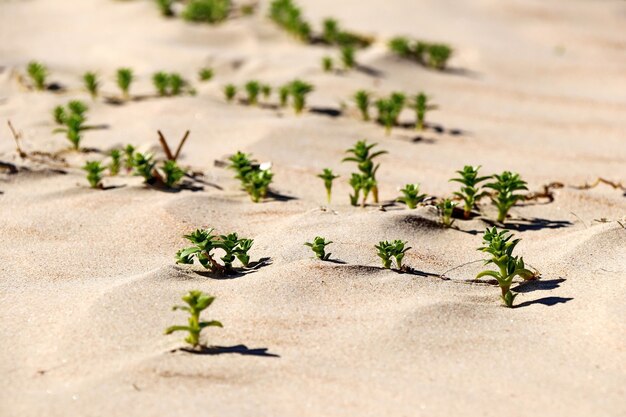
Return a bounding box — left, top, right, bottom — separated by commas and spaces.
376, 240, 411, 270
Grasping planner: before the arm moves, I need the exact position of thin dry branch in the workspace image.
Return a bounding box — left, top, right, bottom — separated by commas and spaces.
7, 120, 26, 157
524, 182, 564, 203
173, 130, 190, 161
157, 130, 190, 162
572, 178, 626, 191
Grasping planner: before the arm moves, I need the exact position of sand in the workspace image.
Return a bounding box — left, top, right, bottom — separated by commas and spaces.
1, 0, 625, 416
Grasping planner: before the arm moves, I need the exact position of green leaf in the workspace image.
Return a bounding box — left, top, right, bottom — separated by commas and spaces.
199, 320, 223, 328
165, 325, 191, 335
476, 270, 501, 280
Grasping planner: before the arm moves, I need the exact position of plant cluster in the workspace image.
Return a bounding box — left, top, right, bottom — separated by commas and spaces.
388, 37, 453, 70
52, 100, 89, 149
317, 168, 339, 203
153, 72, 191, 96
182, 0, 231, 24
123, 147, 186, 189
165, 290, 223, 348
343, 140, 387, 206
176, 228, 254, 273
305, 236, 333, 260
376, 92, 405, 135
477, 227, 535, 307
27, 61, 48, 90
227, 79, 313, 114
82, 161, 106, 189
321, 17, 372, 48
375, 240, 411, 270
198, 67, 214, 81
269, 0, 311, 41
228, 151, 273, 202
397, 183, 427, 209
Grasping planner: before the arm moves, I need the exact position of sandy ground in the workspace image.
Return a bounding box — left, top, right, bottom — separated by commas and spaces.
1, 0, 625, 416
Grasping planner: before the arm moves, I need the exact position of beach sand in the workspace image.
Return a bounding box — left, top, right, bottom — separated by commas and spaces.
0, 0, 625, 416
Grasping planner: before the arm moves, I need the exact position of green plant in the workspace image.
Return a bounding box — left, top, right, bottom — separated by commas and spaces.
155, 0, 174, 17
413, 41, 428, 63
428, 44, 453, 70
411, 92, 432, 131
153, 72, 170, 96
289, 79, 313, 114
132, 152, 157, 184
438, 198, 457, 227
83, 72, 99, 100
245, 80, 261, 105
27, 61, 47, 90
124, 144, 136, 172
485, 171, 528, 222
83, 161, 105, 189
165, 290, 223, 348
224, 84, 237, 102
109, 149, 121, 176
348, 173, 363, 206
397, 184, 427, 209
322, 56, 333, 72
175, 228, 254, 272
354, 90, 370, 121
261, 84, 272, 100
340, 45, 356, 69
343, 140, 387, 203
476, 227, 536, 307
228, 151, 273, 202
322, 18, 339, 44
388, 37, 412, 58
116, 68, 134, 100
317, 168, 339, 203
162, 160, 185, 188
375, 240, 411, 270
269, 0, 311, 41
169, 73, 185, 95
279, 85, 290, 107
375, 92, 405, 135
360, 176, 376, 208
52, 100, 89, 149
305, 236, 333, 260
450, 165, 490, 219
182, 0, 231, 23
198, 67, 214, 81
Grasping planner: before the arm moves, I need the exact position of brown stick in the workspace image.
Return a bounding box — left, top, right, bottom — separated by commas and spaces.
572, 178, 625, 191
7, 120, 26, 157
157, 130, 174, 161
173, 130, 190, 161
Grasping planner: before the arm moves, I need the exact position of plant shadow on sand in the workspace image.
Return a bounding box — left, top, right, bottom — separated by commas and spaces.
513, 278, 573, 308
266, 190, 297, 202
172, 345, 280, 358
192, 258, 273, 280
515, 296, 573, 308
483, 217, 573, 232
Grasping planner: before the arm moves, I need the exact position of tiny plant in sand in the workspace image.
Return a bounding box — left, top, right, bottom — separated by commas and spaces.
27, 61, 48, 90
397, 184, 427, 209
354, 90, 370, 121
477, 227, 536, 307
83, 72, 99, 100
116, 68, 134, 100
169, 73, 186, 95
322, 56, 333, 72
124, 144, 136, 172
245, 80, 261, 105
109, 149, 121, 176
428, 44, 453, 70
269, 0, 311, 42
450, 165, 491, 219
376, 240, 411, 270
305, 236, 333, 260
343, 140, 387, 204
176, 228, 254, 273
161, 160, 186, 188
155, 0, 174, 17
52, 100, 89, 150
261, 84, 272, 100
289, 79, 313, 114
228, 151, 274, 202
348, 173, 363, 206
322, 18, 339, 44
485, 171, 528, 222
132, 152, 157, 184
388, 38, 453, 71
83, 161, 106, 189
165, 290, 223, 349
154, 72, 189, 96
388, 37, 412, 58
411, 92, 433, 131
182, 0, 231, 24
198, 67, 214, 81
153, 72, 170, 96
438, 198, 457, 227
340, 45, 356, 70
376, 92, 405, 135
279, 85, 290, 107
224, 84, 237, 102
317, 168, 339, 203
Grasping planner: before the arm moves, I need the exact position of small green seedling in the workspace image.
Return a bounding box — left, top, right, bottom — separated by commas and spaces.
52, 100, 89, 149
165, 290, 223, 348
317, 168, 339, 203
305, 236, 333, 260
228, 151, 274, 202
438, 198, 457, 227
109, 149, 121, 176
340, 45, 356, 69
428, 44, 453, 70
485, 171, 528, 222
476, 227, 536, 307
224, 84, 237, 102
360, 176, 376, 207
269, 0, 311, 41
245, 80, 261, 105
354, 90, 370, 121
169, 73, 185, 95
397, 183, 426, 209
261, 84, 272, 100
349, 173, 363, 206
375, 240, 411, 270
343, 140, 387, 204
153, 72, 170, 96
450, 165, 490, 219
289, 79, 313, 114
116, 68, 134, 100
83, 161, 105, 189
322, 56, 333, 72
411, 92, 434, 131
388, 38, 453, 71
376, 92, 405, 135
198, 67, 214, 81
155, 0, 174, 16
27, 61, 47, 90
388, 37, 412, 58
182, 0, 231, 23
83, 72, 99, 100
132, 152, 157, 184
279, 85, 290, 107
162, 160, 185, 188
124, 144, 136, 172
322, 18, 339, 44
176, 228, 254, 273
